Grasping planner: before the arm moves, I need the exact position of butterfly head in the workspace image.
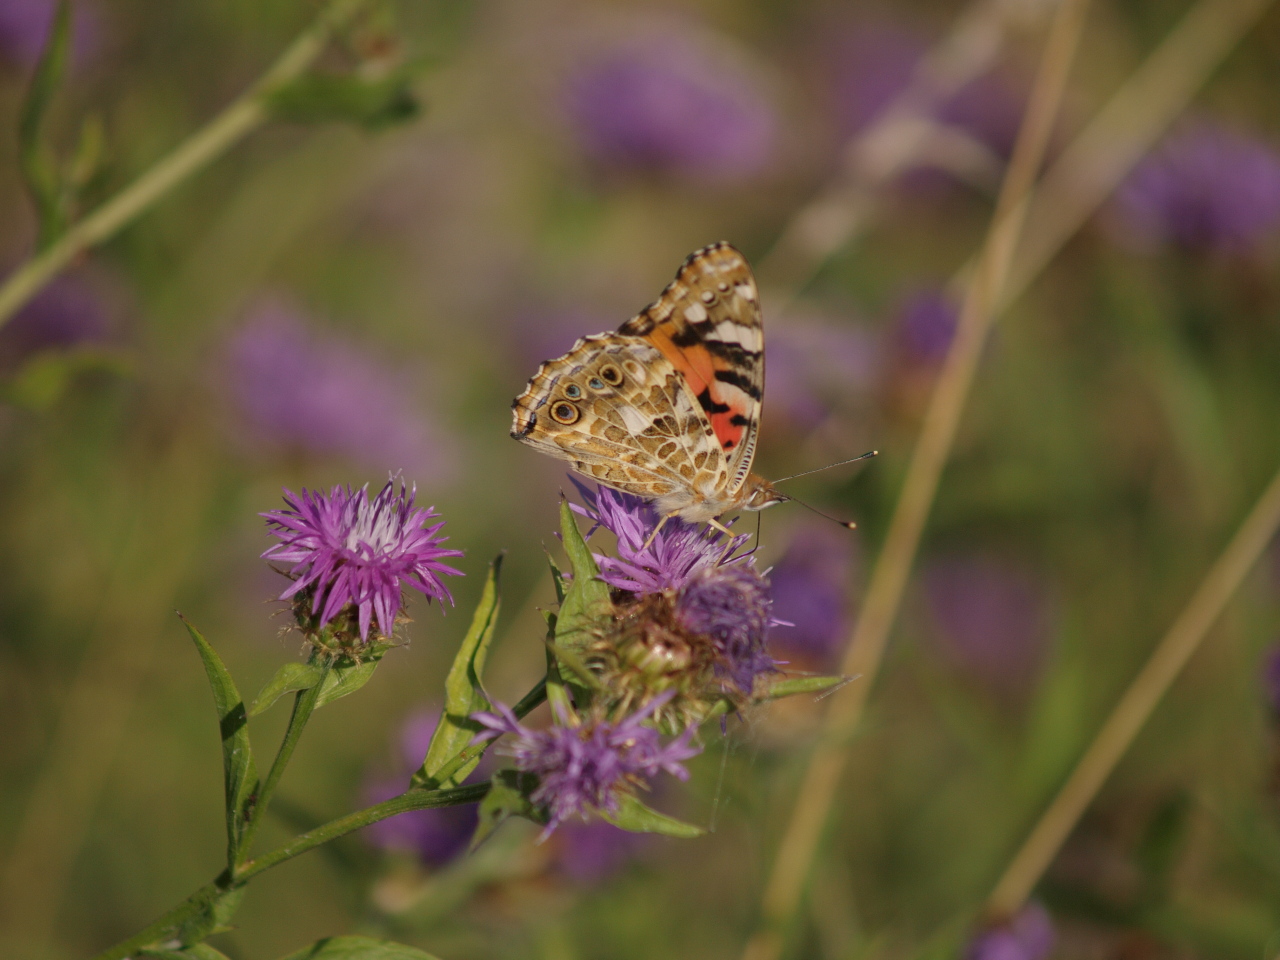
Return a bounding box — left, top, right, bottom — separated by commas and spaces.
740, 474, 787, 512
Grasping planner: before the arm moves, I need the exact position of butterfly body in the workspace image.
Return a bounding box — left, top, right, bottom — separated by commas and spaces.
512, 242, 785, 523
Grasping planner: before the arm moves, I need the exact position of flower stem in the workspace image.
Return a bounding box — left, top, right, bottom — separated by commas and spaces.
234, 657, 332, 865
741, 0, 1090, 954
0, 0, 372, 328
84, 783, 486, 960
984, 463, 1280, 919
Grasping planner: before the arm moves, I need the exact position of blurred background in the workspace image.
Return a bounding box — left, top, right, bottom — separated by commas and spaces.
2, 0, 1280, 957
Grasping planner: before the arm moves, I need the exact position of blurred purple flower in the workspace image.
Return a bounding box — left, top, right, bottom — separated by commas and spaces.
0, 0, 100, 68
363, 707, 477, 867
222, 299, 453, 480
0, 274, 112, 372
554, 818, 650, 883
924, 553, 1051, 689
829, 21, 1023, 156
472, 694, 700, 837
569, 477, 751, 594
765, 318, 879, 430
768, 524, 854, 665
1262, 646, 1280, 716
261, 480, 464, 640
677, 564, 776, 694
893, 287, 959, 366
966, 903, 1054, 960
564, 29, 776, 184
1116, 120, 1280, 255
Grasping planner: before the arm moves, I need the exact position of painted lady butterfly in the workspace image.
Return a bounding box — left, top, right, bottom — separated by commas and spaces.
511, 242, 786, 531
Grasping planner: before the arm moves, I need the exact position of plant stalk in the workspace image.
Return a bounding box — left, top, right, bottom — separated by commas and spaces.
0, 0, 371, 328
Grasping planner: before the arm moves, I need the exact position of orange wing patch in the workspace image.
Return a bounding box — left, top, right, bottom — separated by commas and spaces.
618, 242, 764, 494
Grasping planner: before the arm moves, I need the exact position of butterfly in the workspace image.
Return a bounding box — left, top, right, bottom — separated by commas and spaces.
511, 242, 787, 535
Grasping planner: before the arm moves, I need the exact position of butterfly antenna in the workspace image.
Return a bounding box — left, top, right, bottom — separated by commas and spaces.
772, 450, 878, 484
779, 494, 858, 530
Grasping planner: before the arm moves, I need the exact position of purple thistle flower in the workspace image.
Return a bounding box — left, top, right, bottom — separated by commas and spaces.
564, 27, 776, 184
893, 287, 960, 366
471, 694, 700, 836
222, 298, 454, 481
924, 554, 1052, 690
0, 273, 113, 373
1115, 120, 1280, 255
828, 20, 1024, 157
0, 0, 100, 68
676, 565, 777, 695
1262, 646, 1280, 716
965, 903, 1054, 960
768, 524, 854, 666
261, 480, 464, 641
569, 477, 750, 594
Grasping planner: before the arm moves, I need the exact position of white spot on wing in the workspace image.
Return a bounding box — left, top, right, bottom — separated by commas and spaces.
735, 281, 757, 302
684, 303, 708, 323
618, 405, 651, 435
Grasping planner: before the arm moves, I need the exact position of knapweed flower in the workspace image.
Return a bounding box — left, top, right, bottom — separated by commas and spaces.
262, 480, 463, 643
924, 553, 1052, 691
676, 565, 775, 695
828, 21, 1024, 158
0, 0, 100, 68
564, 26, 776, 184
0, 274, 113, 373
965, 903, 1054, 960
768, 524, 854, 667
222, 298, 454, 482
1115, 120, 1280, 255
570, 477, 750, 594
471, 695, 700, 837
893, 288, 959, 366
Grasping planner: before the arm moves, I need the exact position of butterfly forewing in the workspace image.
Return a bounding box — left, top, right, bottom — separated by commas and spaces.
617, 243, 764, 495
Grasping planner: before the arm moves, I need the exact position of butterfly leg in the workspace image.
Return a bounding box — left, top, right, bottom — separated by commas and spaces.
640, 512, 676, 552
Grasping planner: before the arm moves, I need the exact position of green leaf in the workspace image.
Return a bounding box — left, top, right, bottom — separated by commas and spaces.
174, 885, 246, 948
266, 69, 422, 131
414, 556, 502, 788
140, 945, 233, 960
545, 550, 568, 605
757, 675, 851, 702
553, 500, 610, 703
249, 661, 324, 717
471, 770, 545, 849
601, 793, 705, 838
18, 0, 72, 249
0, 347, 133, 411
314, 654, 383, 708
277, 936, 442, 960
180, 616, 258, 866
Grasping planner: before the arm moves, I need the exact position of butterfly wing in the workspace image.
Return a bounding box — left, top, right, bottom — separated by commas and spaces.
617, 242, 764, 497
511, 334, 731, 509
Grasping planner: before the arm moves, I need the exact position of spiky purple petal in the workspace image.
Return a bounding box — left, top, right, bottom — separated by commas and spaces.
262, 480, 464, 640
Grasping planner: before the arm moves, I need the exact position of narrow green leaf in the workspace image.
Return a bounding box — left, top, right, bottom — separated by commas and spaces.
249, 661, 324, 717
553, 501, 610, 705
413, 556, 502, 788
757, 675, 851, 702
266, 69, 422, 131
544, 550, 567, 605
471, 770, 544, 849
18, 0, 72, 249
174, 885, 246, 948
602, 793, 705, 838
277, 935, 443, 960
180, 615, 258, 866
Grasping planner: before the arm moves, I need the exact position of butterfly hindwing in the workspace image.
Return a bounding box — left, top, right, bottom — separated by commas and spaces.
617, 242, 763, 495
